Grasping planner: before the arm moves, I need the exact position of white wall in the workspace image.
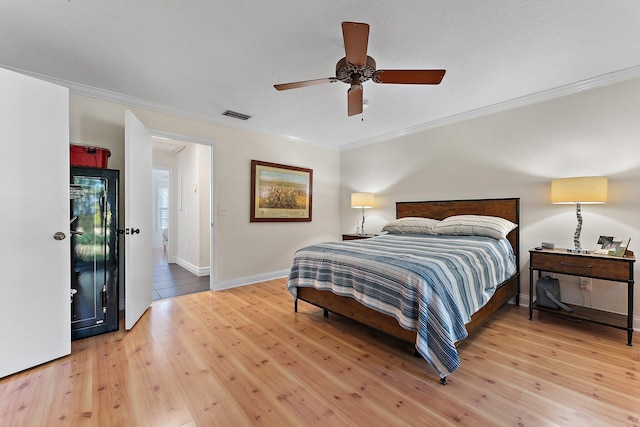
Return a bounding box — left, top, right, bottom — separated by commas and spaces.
175, 143, 210, 274
175, 144, 196, 266
340, 77, 640, 322
69, 94, 341, 288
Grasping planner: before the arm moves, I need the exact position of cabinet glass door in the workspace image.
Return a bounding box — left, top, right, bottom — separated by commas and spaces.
70, 167, 118, 339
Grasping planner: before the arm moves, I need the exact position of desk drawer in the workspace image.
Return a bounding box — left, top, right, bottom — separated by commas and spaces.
531, 252, 631, 281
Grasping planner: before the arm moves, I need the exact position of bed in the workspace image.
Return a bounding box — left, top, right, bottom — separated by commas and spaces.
286, 198, 520, 383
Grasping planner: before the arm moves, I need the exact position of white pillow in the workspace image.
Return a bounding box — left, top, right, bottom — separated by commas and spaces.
382, 217, 441, 235
434, 215, 517, 240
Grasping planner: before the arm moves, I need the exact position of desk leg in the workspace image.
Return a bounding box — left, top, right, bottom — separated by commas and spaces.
628, 276, 634, 346
529, 268, 534, 320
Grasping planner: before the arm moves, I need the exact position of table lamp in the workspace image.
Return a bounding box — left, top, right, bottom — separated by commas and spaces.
551, 176, 607, 253
351, 192, 374, 236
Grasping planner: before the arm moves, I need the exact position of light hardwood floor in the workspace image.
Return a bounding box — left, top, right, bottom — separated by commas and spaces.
1, 278, 639, 426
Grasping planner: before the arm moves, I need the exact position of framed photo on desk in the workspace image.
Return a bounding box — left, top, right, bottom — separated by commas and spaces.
594, 235, 630, 257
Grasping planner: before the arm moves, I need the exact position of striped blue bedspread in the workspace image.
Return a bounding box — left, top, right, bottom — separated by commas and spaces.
287, 234, 517, 378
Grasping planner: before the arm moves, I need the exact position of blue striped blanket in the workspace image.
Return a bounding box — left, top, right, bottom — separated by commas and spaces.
287, 234, 517, 378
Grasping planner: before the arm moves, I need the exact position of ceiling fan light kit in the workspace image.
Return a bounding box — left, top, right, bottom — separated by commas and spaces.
274, 21, 446, 117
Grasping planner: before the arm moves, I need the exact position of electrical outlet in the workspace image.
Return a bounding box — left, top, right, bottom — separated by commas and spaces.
579, 277, 592, 291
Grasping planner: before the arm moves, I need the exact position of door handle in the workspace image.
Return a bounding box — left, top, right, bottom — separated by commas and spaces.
118, 228, 140, 235
70, 230, 84, 236
53, 232, 66, 240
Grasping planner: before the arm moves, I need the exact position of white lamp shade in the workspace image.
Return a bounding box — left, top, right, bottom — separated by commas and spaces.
551, 176, 607, 204
351, 192, 374, 208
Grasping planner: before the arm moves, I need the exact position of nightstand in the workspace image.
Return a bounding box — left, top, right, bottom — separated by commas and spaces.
342, 234, 377, 241
529, 248, 635, 345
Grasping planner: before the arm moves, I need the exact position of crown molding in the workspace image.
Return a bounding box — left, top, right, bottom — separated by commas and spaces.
0, 65, 339, 151
4, 64, 639, 152
340, 65, 640, 151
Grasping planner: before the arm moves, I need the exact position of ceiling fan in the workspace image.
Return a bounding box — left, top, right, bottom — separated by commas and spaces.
274, 21, 446, 117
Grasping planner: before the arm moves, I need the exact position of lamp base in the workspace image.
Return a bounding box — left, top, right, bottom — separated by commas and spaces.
567, 248, 591, 254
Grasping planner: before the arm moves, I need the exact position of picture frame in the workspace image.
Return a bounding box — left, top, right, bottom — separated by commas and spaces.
594, 235, 631, 257
250, 160, 312, 222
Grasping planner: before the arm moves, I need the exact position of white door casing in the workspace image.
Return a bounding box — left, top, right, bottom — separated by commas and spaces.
0, 68, 70, 378
124, 110, 153, 330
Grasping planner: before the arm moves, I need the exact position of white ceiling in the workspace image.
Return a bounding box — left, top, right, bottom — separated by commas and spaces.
2, 1, 640, 150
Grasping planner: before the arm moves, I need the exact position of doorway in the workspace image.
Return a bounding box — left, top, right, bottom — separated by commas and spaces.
152, 168, 170, 265
151, 136, 213, 300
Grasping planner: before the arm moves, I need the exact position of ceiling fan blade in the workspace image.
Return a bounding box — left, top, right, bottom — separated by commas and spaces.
342, 21, 369, 66
274, 77, 337, 91
347, 86, 363, 116
373, 69, 446, 84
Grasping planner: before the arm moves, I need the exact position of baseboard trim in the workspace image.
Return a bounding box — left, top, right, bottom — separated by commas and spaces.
213, 269, 289, 291
175, 257, 210, 277
120, 268, 287, 308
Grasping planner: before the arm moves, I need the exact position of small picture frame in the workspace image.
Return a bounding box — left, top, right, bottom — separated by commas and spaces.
250, 160, 312, 222
594, 235, 630, 257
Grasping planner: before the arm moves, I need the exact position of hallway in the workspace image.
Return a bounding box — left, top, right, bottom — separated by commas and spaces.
152, 247, 210, 301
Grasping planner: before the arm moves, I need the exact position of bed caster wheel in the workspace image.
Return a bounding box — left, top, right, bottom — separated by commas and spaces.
440, 377, 448, 385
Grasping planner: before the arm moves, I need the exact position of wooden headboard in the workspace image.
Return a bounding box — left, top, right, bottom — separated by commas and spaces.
396, 198, 520, 260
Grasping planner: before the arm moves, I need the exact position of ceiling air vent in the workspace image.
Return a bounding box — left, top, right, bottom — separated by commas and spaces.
222, 110, 251, 121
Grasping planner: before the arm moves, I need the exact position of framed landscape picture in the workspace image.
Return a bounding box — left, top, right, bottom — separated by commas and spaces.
250, 160, 313, 222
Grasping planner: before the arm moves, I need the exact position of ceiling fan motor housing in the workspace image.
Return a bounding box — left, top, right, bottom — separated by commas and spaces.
336, 56, 377, 84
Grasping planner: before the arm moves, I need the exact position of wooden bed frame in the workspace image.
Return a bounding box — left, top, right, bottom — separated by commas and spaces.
294, 198, 521, 366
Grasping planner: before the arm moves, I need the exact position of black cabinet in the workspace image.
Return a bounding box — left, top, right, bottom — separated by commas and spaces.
70, 167, 119, 340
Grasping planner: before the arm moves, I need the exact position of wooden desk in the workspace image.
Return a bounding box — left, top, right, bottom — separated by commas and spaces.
529, 248, 635, 345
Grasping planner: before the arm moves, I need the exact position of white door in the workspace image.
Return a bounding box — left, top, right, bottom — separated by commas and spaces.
124, 110, 153, 329
0, 68, 70, 378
